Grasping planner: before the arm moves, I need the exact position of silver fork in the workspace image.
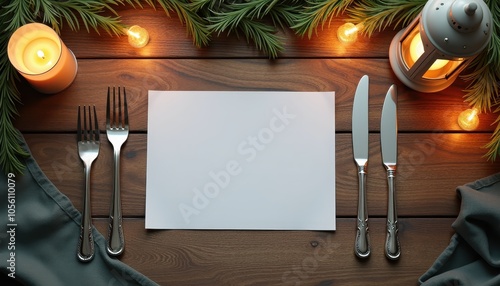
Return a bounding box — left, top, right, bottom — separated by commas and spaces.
77, 105, 100, 262
106, 86, 129, 256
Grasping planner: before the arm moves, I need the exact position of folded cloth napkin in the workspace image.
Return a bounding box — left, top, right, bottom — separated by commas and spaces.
419, 172, 500, 286
0, 135, 158, 286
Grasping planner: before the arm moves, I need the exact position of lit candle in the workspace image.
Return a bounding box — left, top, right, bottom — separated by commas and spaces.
127, 25, 149, 48
337, 22, 363, 44
458, 108, 479, 131
7, 23, 77, 94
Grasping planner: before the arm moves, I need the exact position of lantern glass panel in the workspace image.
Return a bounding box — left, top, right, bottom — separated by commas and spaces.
401, 25, 421, 70
401, 24, 464, 80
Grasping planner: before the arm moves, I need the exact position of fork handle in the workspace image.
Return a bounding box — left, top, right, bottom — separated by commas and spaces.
107, 147, 125, 256
78, 164, 94, 262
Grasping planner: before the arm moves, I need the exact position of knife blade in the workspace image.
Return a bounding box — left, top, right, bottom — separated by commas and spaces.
352, 75, 370, 258
380, 84, 401, 260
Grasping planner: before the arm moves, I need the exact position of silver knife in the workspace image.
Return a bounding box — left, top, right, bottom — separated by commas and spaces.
352, 75, 370, 258
380, 84, 401, 260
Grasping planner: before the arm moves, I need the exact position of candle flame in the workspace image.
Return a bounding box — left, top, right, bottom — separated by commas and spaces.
37, 50, 45, 60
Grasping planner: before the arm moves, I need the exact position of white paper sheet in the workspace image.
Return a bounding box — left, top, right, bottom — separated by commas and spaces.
145, 91, 335, 230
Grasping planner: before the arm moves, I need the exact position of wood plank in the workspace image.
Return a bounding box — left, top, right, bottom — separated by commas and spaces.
14, 59, 497, 132
9, 4, 496, 285
23, 133, 499, 218
10, 4, 497, 285
59, 5, 397, 59
92, 218, 456, 286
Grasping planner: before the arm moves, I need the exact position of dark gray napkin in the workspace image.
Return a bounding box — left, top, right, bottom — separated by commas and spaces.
0, 135, 158, 286
419, 172, 500, 286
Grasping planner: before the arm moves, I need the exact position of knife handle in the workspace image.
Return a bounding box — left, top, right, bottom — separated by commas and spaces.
355, 162, 370, 258
385, 167, 401, 260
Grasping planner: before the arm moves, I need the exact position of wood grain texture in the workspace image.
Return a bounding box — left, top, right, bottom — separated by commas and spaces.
14, 59, 498, 132
23, 133, 499, 218
12, 4, 500, 285
91, 218, 455, 286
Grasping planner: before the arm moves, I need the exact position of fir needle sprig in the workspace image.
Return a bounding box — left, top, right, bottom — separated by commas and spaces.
292, 0, 353, 38
346, 0, 426, 37
203, 0, 302, 58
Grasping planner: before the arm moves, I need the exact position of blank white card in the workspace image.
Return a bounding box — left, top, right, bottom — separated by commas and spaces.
145, 91, 335, 230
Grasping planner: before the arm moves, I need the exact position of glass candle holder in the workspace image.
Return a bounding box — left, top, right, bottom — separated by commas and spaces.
7, 23, 78, 94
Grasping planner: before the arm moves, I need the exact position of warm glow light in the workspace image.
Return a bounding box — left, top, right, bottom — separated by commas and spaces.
409, 33, 448, 70
337, 23, 363, 44
458, 108, 479, 131
8, 23, 77, 93
127, 25, 149, 48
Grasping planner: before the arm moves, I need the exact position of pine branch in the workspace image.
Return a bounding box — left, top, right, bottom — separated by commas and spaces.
462, 51, 499, 112
37, 0, 129, 35
185, 0, 213, 12
206, 0, 298, 58
208, 3, 258, 32
2, 0, 35, 31
465, 0, 500, 160
237, 18, 283, 59
484, 112, 500, 161
347, 0, 426, 37
0, 2, 33, 174
263, 3, 303, 31
0, 34, 29, 174
462, 0, 500, 112
292, 0, 353, 39
154, 0, 211, 47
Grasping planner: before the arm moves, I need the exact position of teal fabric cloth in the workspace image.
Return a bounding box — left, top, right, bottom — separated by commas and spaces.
419, 172, 500, 286
0, 135, 158, 286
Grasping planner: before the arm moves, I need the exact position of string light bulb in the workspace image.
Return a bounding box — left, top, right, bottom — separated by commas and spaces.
458, 108, 479, 131
127, 25, 149, 48
337, 22, 363, 44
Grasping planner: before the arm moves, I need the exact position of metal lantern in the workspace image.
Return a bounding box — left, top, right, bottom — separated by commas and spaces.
389, 0, 492, 93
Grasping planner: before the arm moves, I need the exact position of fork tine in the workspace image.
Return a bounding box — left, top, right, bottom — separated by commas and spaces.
87, 105, 94, 141
123, 87, 129, 127
106, 87, 111, 129
93, 105, 100, 141
113, 87, 117, 128
118, 87, 122, 128
83, 106, 89, 141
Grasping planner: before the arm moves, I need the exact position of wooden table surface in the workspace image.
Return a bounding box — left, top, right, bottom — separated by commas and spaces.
13, 6, 500, 286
